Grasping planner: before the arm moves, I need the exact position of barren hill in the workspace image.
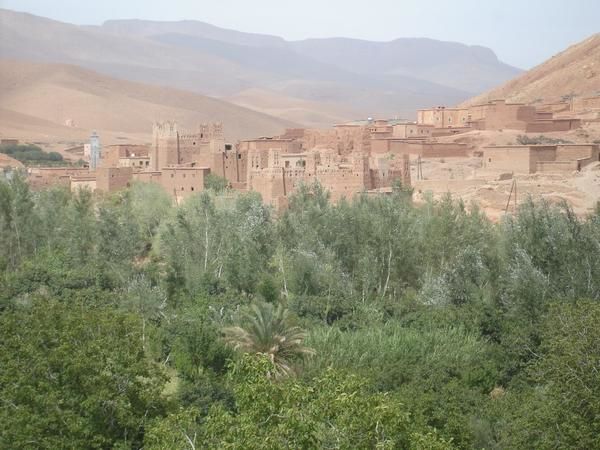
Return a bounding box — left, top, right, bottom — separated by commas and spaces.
0, 60, 296, 149
462, 33, 600, 106
0, 9, 520, 125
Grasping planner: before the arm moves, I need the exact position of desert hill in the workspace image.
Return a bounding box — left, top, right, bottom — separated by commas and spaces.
290, 37, 520, 94
0, 9, 520, 125
0, 60, 297, 150
462, 33, 600, 106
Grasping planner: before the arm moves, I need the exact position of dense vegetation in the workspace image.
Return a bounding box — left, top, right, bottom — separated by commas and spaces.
515, 134, 573, 145
0, 143, 64, 165
1, 173, 599, 449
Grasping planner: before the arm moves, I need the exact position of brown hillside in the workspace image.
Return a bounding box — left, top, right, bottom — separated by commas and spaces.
0, 59, 297, 150
0, 9, 519, 122
226, 88, 358, 128
462, 33, 600, 106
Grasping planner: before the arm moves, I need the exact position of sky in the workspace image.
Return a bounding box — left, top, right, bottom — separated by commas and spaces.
1, 0, 598, 69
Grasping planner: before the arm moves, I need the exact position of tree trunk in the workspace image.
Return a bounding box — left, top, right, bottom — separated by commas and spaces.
382, 243, 393, 298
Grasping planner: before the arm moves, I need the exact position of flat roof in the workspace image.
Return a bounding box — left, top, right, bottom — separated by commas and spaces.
241, 137, 295, 142
161, 166, 211, 171
483, 145, 557, 149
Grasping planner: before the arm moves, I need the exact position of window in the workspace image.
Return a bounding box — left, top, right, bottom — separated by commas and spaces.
238, 154, 241, 159
193, 142, 196, 145
488, 158, 492, 162
191, 187, 194, 191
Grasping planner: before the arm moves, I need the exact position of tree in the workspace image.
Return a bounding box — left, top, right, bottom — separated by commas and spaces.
495, 300, 600, 450
0, 173, 38, 271
223, 302, 315, 377
190, 354, 453, 449
204, 173, 229, 193
0, 299, 167, 449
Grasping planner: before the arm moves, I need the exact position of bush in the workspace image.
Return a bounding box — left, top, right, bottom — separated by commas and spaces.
0, 143, 64, 165
515, 135, 573, 145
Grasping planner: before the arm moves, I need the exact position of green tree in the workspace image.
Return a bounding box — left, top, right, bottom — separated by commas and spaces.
495, 300, 600, 450
0, 299, 167, 449
204, 173, 229, 193
223, 302, 315, 377
0, 173, 38, 271
191, 354, 453, 449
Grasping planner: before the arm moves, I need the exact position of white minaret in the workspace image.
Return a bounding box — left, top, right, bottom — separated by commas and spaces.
89, 131, 101, 170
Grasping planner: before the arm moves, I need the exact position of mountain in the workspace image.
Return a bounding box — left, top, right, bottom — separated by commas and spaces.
462, 33, 600, 106
290, 37, 520, 94
0, 9, 521, 125
0, 60, 296, 147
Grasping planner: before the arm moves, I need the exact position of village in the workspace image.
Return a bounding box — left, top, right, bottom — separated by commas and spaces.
3, 4, 600, 448
3, 95, 600, 217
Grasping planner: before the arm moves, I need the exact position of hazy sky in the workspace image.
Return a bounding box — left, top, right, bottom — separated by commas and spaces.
1, 0, 598, 69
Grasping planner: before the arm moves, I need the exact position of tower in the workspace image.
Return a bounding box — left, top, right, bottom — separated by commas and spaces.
152, 121, 179, 171
89, 131, 101, 170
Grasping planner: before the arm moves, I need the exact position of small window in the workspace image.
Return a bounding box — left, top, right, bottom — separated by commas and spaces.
193, 142, 196, 145
191, 187, 194, 191
181, 187, 184, 191
237, 154, 241, 159
488, 158, 492, 163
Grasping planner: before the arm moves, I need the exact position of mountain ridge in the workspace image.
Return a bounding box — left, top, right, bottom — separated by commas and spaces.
461, 33, 600, 106
0, 8, 521, 125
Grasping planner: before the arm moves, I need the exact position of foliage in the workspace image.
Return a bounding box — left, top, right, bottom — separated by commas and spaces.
1, 178, 599, 448
0, 299, 167, 449
193, 354, 453, 449
223, 302, 315, 377
204, 173, 229, 192
492, 301, 600, 450
515, 134, 573, 145
0, 143, 63, 165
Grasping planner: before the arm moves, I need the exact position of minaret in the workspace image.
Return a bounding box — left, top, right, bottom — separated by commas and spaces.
89, 131, 101, 170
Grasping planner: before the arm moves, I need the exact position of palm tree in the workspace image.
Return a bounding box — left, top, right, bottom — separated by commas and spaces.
223, 302, 315, 377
